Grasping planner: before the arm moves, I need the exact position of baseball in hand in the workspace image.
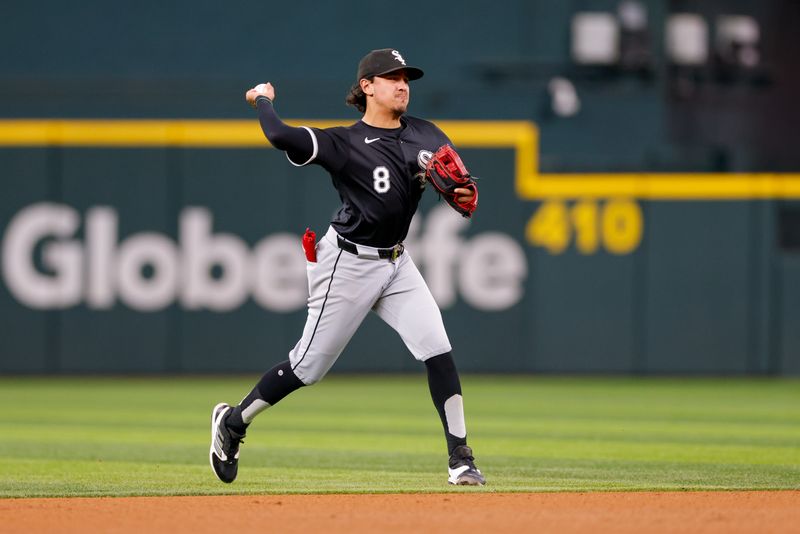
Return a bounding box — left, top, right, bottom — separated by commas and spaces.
255, 84, 267, 93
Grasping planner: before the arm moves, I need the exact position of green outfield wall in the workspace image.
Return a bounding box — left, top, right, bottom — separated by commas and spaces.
0, 128, 797, 374
1, 0, 798, 374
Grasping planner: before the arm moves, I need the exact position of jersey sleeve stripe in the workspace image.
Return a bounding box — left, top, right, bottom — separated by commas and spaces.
286, 126, 319, 167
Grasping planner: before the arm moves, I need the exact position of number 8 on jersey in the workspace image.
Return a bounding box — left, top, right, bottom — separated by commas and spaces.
373, 166, 390, 193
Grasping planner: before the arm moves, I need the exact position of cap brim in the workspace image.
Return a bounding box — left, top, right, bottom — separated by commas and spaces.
374, 66, 424, 81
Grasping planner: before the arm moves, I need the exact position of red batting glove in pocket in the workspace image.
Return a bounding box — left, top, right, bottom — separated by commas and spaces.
302, 227, 317, 262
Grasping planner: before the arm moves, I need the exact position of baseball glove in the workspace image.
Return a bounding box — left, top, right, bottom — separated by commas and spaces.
425, 145, 479, 218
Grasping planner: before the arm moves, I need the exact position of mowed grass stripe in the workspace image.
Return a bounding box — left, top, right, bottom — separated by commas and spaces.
0, 376, 798, 496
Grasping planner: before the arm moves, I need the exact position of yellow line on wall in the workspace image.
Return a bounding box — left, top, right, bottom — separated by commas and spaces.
523, 173, 800, 199
0, 119, 798, 199
0, 119, 343, 147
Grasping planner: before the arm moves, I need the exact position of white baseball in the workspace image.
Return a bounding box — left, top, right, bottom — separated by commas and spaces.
255, 83, 267, 93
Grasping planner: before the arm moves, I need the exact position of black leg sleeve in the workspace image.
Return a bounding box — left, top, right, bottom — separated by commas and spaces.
226, 360, 305, 433
425, 352, 468, 456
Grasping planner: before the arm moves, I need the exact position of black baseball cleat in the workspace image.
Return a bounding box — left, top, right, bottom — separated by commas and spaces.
447, 445, 486, 486
209, 403, 246, 483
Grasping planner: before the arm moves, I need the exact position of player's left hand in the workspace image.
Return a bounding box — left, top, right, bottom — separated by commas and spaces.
425, 145, 479, 218
454, 187, 475, 204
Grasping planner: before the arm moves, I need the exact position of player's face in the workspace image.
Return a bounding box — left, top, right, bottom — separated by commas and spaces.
368, 71, 410, 115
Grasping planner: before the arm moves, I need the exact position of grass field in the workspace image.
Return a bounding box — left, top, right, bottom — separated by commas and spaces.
0, 375, 798, 497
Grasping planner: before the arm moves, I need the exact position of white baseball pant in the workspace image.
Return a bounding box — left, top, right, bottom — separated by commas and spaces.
288, 226, 452, 384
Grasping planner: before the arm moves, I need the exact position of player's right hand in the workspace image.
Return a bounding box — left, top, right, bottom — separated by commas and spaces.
246, 82, 276, 108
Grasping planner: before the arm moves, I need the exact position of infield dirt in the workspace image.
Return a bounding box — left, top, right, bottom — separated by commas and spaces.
2, 491, 797, 533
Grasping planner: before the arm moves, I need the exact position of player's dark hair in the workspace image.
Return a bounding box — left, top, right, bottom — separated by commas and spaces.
345, 78, 372, 113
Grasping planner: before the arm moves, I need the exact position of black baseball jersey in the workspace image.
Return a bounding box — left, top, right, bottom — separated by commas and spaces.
291, 117, 452, 248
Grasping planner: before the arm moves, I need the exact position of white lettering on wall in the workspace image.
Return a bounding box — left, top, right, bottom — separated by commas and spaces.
181, 207, 250, 311
1, 202, 528, 312
459, 232, 527, 310
251, 234, 308, 312
116, 233, 179, 311
2, 203, 82, 309
85, 207, 117, 308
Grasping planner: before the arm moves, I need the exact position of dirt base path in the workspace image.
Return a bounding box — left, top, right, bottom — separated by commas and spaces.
2, 491, 798, 534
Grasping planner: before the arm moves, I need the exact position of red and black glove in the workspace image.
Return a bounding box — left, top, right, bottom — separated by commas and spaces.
425, 145, 478, 218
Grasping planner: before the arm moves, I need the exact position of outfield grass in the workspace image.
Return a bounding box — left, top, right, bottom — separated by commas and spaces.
0, 375, 798, 497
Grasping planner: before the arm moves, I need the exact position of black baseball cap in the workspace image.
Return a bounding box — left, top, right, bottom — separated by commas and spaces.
356, 48, 424, 81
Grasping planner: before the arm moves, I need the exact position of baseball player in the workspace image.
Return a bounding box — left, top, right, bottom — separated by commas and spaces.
210, 48, 485, 486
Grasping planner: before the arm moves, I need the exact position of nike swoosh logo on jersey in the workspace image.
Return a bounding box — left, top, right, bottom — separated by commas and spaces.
364, 137, 380, 144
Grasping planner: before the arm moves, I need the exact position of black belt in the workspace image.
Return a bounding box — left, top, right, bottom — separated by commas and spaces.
336, 235, 405, 261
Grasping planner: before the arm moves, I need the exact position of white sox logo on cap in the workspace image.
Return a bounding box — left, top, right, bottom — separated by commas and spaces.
356, 48, 424, 81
